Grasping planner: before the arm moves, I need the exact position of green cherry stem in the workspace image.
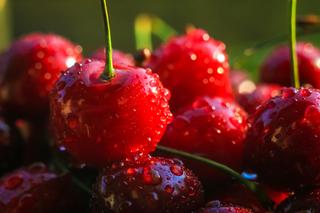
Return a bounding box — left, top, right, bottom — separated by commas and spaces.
100, 0, 114, 80
134, 14, 153, 50
157, 145, 274, 210
152, 16, 177, 42
290, 0, 300, 88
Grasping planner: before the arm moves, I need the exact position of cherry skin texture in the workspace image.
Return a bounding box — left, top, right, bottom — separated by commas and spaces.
50, 60, 172, 167
0, 33, 83, 119
91, 156, 204, 213
197, 200, 253, 213
148, 29, 233, 112
244, 87, 320, 189
260, 42, 320, 87
276, 186, 320, 212
236, 84, 281, 114
91, 48, 135, 66
0, 163, 85, 212
161, 96, 247, 182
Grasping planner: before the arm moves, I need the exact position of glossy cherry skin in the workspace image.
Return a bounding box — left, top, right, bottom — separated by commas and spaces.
91, 48, 135, 66
50, 60, 172, 167
91, 156, 204, 213
260, 42, 320, 87
148, 29, 233, 112
197, 201, 253, 213
276, 186, 320, 212
0, 33, 83, 119
161, 96, 247, 182
236, 84, 282, 114
0, 163, 86, 212
244, 87, 320, 189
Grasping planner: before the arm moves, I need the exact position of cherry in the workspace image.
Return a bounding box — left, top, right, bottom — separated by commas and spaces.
244, 87, 320, 189
148, 28, 233, 112
197, 200, 254, 213
50, 60, 172, 167
236, 84, 281, 114
260, 42, 320, 88
229, 70, 255, 97
161, 96, 247, 182
276, 186, 320, 212
0, 33, 83, 120
91, 48, 135, 66
91, 156, 204, 213
0, 162, 86, 212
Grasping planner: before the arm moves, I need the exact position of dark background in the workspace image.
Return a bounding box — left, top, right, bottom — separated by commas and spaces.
1, 0, 320, 76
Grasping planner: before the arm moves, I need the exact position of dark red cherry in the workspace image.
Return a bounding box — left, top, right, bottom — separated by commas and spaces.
0, 33, 83, 120
91, 48, 135, 66
236, 84, 281, 114
260, 42, 320, 87
91, 156, 204, 213
244, 87, 320, 189
197, 200, 254, 213
276, 186, 320, 212
161, 96, 247, 182
0, 163, 86, 212
50, 60, 172, 167
148, 29, 233, 112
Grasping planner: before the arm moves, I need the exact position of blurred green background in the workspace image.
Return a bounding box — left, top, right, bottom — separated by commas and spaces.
1, 0, 320, 75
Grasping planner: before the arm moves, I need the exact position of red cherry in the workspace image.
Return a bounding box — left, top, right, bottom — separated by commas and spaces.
276, 186, 320, 212
236, 84, 281, 114
244, 87, 320, 189
197, 200, 254, 213
161, 96, 247, 182
91, 156, 204, 213
0, 163, 85, 212
260, 42, 320, 87
0, 33, 83, 119
50, 60, 172, 167
91, 48, 135, 66
148, 29, 233, 112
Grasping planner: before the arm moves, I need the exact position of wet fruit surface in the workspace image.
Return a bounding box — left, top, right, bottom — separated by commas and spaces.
0, 33, 83, 119
236, 84, 281, 114
276, 186, 320, 212
260, 42, 320, 88
50, 60, 172, 167
244, 87, 320, 189
91, 156, 204, 213
148, 29, 233, 112
0, 163, 85, 212
197, 200, 254, 213
91, 48, 135, 66
161, 96, 247, 182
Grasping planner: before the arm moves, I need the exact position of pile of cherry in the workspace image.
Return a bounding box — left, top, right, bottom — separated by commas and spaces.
0, 26, 320, 212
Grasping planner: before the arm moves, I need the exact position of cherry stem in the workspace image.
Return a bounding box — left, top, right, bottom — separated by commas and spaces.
100, 0, 114, 80
290, 0, 300, 88
52, 158, 91, 195
157, 145, 274, 210
134, 14, 177, 51
135, 14, 153, 50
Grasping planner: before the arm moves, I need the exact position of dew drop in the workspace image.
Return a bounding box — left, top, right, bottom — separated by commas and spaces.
170, 165, 183, 176
300, 88, 311, 97
143, 168, 162, 185
165, 185, 174, 194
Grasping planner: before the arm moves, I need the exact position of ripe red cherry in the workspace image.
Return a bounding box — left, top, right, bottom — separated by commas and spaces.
244, 87, 320, 189
148, 29, 233, 112
0, 33, 83, 119
50, 60, 172, 167
91, 156, 204, 213
91, 48, 135, 66
0, 163, 85, 212
260, 42, 320, 87
276, 186, 320, 212
236, 84, 281, 114
161, 96, 247, 182
197, 200, 254, 213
